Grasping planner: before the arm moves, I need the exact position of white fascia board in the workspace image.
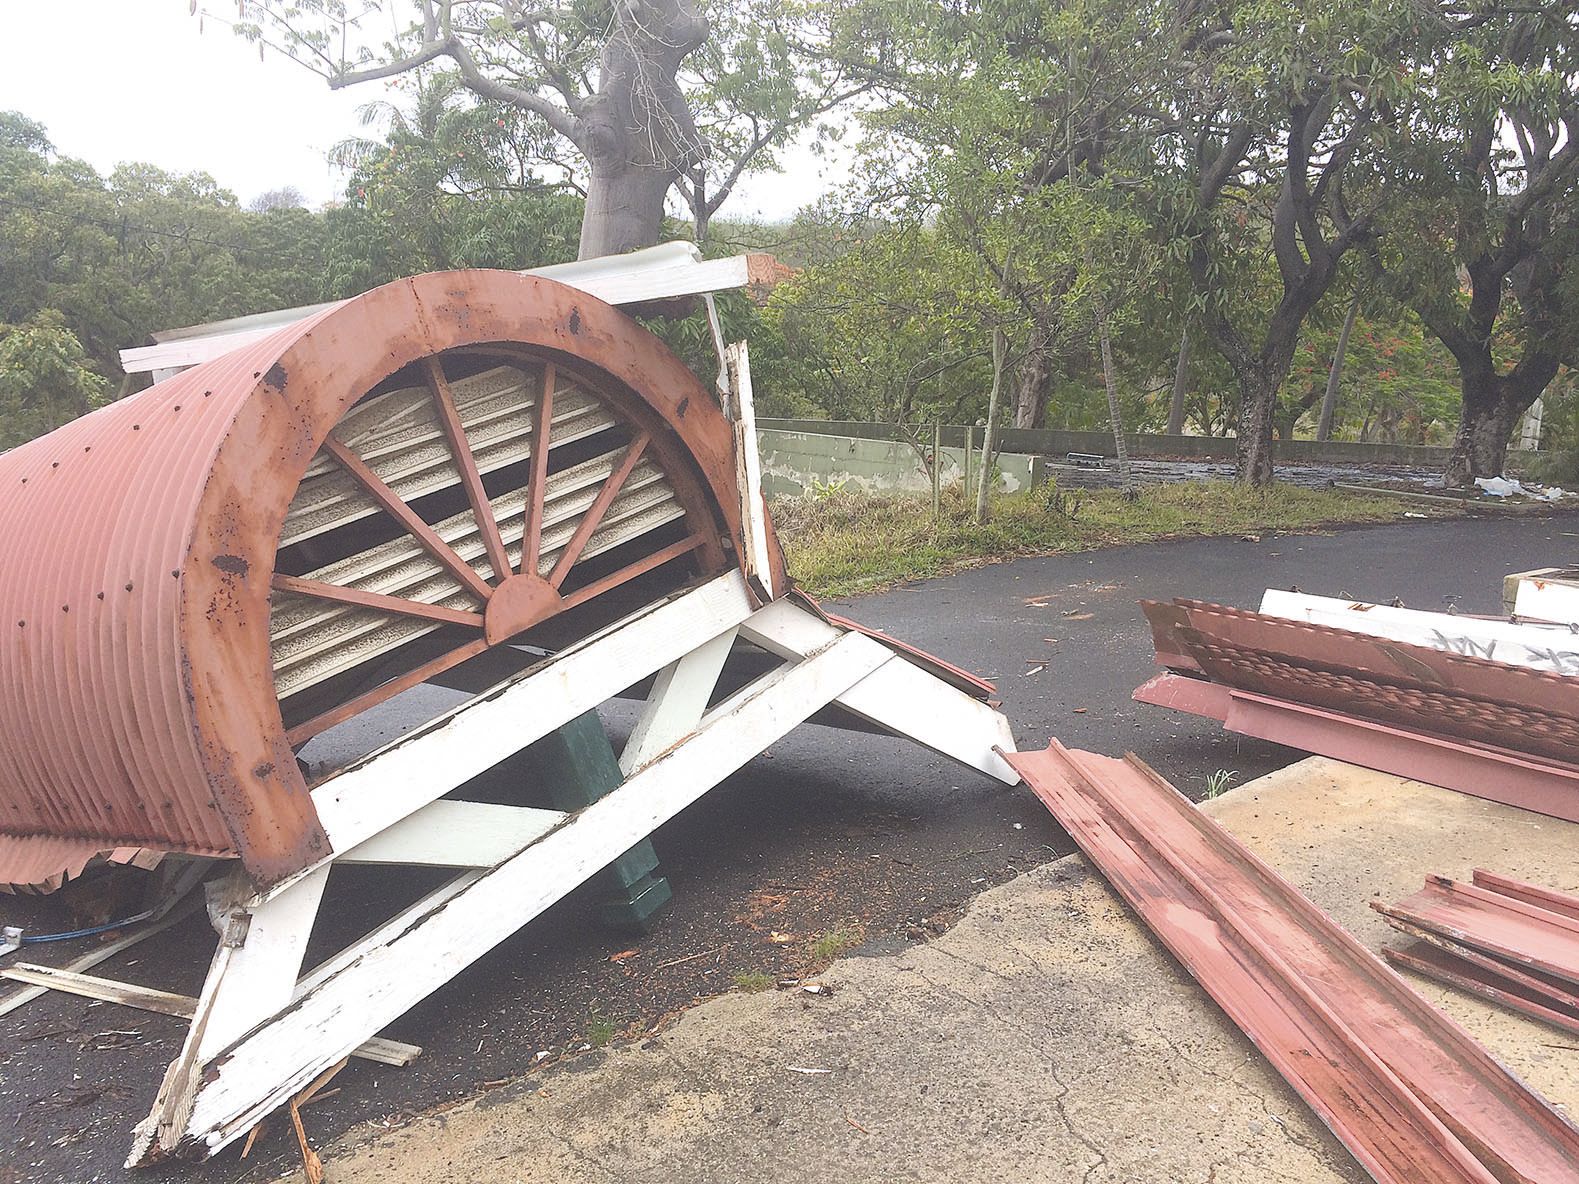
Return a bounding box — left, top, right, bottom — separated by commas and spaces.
120, 243, 780, 377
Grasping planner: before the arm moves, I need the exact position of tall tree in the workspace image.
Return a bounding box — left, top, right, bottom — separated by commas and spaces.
0, 311, 108, 448
1162, 0, 1433, 484
220, 0, 860, 256
1367, 7, 1579, 484
831, 0, 1184, 431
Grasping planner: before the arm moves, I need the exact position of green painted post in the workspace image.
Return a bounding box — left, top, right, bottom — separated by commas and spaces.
525, 710, 672, 930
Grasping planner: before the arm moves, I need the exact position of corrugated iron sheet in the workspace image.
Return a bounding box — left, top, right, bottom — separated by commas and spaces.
1009, 741, 1579, 1184
0, 270, 776, 890
0, 834, 162, 896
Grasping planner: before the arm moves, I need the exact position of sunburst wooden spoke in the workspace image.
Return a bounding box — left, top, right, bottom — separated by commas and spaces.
548, 431, 652, 589
519, 363, 556, 577
320, 435, 493, 603
285, 637, 492, 746
273, 341, 731, 743
271, 574, 485, 630
423, 357, 511, 583
559, 532, 708, 613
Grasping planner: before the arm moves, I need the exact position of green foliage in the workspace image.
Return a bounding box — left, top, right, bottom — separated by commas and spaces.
1283, 305, 1461, 444
1201, 769, 1238, 801
808, 924, 865, 961
0, 110, 328, 385
0, 311, 109, 449
321, 75, 582, 296
0, 106, 584, 449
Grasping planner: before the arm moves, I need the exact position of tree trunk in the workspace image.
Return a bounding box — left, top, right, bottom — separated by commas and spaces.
1443, 359, 1558, 486
1167, 325, 1189, 436
1316, 293, 1360, 442
1093, 292, 1135, 496
576, 0, 708, 259
578, 159, 676, 258
975, 327, 1007, 525
1234, 367, 1279, 486
1215, 294, 1310, 486
1012, 340, 1052, 430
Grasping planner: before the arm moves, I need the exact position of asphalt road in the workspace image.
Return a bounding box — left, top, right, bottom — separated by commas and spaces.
2, 513, 1574, 1184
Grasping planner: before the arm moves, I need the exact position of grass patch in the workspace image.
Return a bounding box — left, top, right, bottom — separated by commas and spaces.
732, 971, 776, 993
585, 1012, 618, 1047
773, 480, 1429, 598
1201, 768, 1238, 800
808, 923, 866, 962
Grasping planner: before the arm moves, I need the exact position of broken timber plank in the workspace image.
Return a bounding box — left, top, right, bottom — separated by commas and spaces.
0, 964, 420, 1067
1007, 741, 1579, 1184
0, 896, 201, 1021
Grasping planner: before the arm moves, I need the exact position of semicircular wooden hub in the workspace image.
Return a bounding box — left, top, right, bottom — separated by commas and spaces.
267, 346, 730, 746
485, 574, 563, 645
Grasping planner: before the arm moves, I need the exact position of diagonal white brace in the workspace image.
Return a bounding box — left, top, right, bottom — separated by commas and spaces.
620, 627, 736, 774
132, 630, 889, 1163
740, 600, 1020, 783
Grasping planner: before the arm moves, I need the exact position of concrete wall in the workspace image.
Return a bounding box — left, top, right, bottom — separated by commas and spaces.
759, 419, 1470, 469
757, 428, 1042, 498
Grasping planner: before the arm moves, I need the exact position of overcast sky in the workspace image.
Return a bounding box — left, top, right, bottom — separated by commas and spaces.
0, 1, 838, 222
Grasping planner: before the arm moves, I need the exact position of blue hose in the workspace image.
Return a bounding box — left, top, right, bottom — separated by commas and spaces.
15, 909, 153, 945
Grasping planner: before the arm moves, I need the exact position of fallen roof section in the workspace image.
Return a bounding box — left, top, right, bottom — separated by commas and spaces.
120, 242, 790, 377
1007, 740, 1579, 1184
1134, 597, 1579, 823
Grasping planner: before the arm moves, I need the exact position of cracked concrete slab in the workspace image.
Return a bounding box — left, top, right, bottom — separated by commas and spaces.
297, 758, 1579, 1184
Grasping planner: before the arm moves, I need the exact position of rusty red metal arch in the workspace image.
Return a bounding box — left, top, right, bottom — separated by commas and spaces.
0, 270, 760, 889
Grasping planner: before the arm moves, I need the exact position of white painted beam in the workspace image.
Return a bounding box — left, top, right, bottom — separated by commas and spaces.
739, 601, 1020, 783
197, 867, 330, 1059
335, 801, 567, 868
727, 341, 778, 598
275, 572, 753, 905
120, 246, 784, 376
0, 965, 419, 1067
1259, 589, 1579, 676
619, 627, 736, 774
139, 630, 888, 1161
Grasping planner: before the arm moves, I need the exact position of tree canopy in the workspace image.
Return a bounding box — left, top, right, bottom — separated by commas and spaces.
3, 0, 1576, 489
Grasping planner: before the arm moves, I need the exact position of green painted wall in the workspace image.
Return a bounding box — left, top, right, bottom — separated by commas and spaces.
758, 428, 1043, 498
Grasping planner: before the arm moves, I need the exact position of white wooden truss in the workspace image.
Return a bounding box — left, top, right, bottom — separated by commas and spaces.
0, 312, 1029, 1165
112, 569, 1017, 1163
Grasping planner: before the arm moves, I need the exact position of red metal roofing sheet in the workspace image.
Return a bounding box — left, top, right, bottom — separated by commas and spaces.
1009, 741, 1579, 1184
1376, 876, 1579, 989
1383, 941, 1579, 1039
0, 270, 770, 889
